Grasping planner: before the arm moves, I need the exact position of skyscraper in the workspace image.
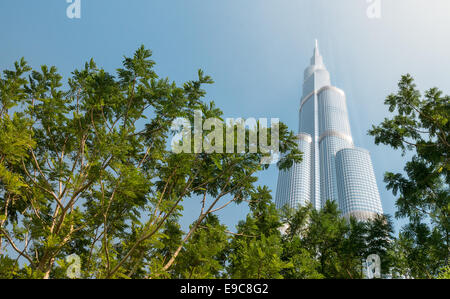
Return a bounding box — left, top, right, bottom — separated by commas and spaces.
275, 41, 383, 220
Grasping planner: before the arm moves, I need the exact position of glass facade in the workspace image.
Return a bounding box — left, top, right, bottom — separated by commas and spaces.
275, 134, 312, 210
335, 148, 383, 220
275, 41, 383, 220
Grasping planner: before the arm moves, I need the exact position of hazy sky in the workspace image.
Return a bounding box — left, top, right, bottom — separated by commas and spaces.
1, 0, 449, 232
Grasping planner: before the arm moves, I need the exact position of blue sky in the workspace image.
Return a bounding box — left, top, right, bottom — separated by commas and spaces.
1, 0, 449, 233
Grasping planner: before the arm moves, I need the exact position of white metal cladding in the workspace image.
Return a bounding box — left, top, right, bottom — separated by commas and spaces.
275, 41, 383, 221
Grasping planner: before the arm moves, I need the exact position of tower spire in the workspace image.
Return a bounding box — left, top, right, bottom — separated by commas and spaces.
310, 39, 324, 67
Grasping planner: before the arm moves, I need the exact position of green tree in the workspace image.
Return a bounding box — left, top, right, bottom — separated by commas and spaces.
226, 186, 292, 279
302, 201, 354, 278
170, 215, 229, 279
389, 221, 445, 279
369, 74, 449, 277
279, 205, 323, 279
437, 265, 450, 279
0, 47, 301, 279
365, 214, 394, 275
280, 201, 394, 279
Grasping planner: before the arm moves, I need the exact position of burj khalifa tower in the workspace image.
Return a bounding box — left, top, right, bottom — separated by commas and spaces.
275, 41, 383, 220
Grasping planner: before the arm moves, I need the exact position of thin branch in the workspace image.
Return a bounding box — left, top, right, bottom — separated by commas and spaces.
0, 227, 35, 266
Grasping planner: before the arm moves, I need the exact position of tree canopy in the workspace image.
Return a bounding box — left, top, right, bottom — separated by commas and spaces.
0, 46, 301, 278
369, 74, 449, 278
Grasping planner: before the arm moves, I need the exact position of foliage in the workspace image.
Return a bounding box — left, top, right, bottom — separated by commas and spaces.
369, 74, 449, 278
0, 47, 300, 279
437, 265, 450, 279
226, 187, 292, 279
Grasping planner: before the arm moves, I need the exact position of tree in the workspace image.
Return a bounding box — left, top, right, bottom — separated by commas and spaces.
369, 74, 449, 277
283, 201, 394, 279
302, 201, 355, 278
226, 186, 292, 279
437, 265, 450, 279
224, 195, 396, 279
279, 204, 323, 279
0, 47, 301, 278
170, 215, 229, 279
365, 214, 394, 275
